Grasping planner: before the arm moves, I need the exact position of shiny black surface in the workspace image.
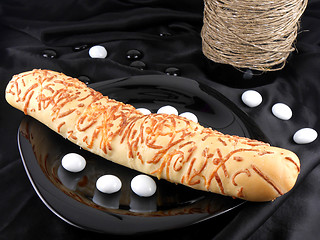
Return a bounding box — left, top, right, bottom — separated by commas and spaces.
18, 75, 268, 234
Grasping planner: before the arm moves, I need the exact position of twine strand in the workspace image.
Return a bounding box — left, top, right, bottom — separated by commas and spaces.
201, 0, 308, 71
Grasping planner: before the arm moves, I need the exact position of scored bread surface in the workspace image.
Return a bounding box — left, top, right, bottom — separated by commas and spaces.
5, 69, 300, 201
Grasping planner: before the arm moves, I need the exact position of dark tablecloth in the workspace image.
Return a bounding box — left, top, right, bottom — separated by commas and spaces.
1, 0, 320, 239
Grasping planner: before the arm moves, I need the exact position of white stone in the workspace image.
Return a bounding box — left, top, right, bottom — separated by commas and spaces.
61, 153, 86, 172
157, 105, 178, 115
96, 175, 122, 194
136, 108, 151, 115
179, 112, 198, 123
293, 128, 318, 144
241, 90, 262, 107
272, 103, 292, 120
89, 45, 107, 58
131, 174, 157, 197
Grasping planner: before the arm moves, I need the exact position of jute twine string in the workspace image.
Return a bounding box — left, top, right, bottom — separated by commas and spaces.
201, 0, 308, 71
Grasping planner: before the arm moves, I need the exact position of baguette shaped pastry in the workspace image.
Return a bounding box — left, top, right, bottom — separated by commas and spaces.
5, 69, 300, 201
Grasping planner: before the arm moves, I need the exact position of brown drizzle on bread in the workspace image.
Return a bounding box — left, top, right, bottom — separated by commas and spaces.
5, 69, 301, 201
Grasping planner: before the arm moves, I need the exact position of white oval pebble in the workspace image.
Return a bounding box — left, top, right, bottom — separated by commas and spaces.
241, 90, 262, 108
271, 103, 292, 120
293, 128, 318, 144
136, 108, 151, 115
131, 174, 157, 197
179, 112, 198, 123
89, 45, 108, 58
61, 153, 86, 173
157, 105, 178, 115
96, 175, 122, 194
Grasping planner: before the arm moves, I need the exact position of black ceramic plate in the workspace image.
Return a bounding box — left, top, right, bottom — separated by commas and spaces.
18, 75, 268, 235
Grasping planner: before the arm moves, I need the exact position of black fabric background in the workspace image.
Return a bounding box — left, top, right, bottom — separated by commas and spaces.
1, 0, 320, 239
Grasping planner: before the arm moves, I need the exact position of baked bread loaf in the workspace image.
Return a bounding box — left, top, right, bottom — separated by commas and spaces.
5, 69, 300, 201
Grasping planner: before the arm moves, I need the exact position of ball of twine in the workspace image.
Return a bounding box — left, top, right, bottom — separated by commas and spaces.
201, 0, 308, 71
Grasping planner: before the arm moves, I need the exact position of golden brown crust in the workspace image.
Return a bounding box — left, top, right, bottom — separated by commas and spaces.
5, 69, 300, 201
